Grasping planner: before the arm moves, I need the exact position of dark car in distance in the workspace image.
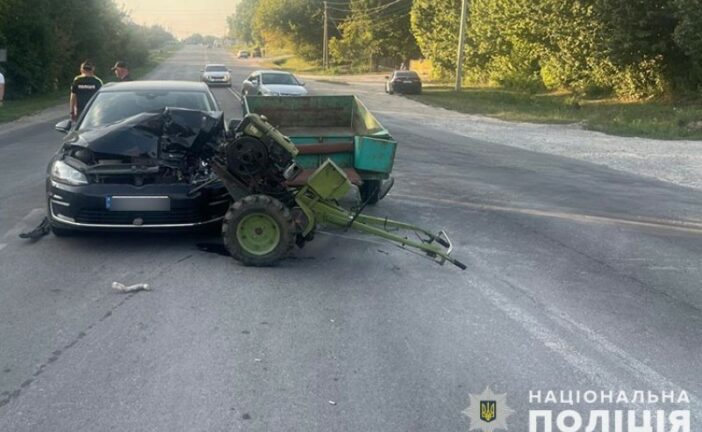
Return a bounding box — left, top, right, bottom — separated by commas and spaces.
385, 70, 422, 95
47, 81, 230, 235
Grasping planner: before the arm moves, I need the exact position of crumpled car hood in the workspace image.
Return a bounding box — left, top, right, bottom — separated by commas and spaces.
63, 108, 224, 163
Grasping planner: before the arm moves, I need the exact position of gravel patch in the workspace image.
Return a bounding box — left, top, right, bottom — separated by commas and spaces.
314, 78, 702, 190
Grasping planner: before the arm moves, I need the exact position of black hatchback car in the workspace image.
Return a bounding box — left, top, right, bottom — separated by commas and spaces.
385, 70, 422, 95
47, 81, 230, 235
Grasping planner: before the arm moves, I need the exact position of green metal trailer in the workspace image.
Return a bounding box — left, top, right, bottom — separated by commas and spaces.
243, 95, 396, 204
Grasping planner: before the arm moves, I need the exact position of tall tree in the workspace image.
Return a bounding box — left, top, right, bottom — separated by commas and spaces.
410, 0, 464, 76
228, 0, 260, 45
253, 0, 324, 61
330, 0, 418, 69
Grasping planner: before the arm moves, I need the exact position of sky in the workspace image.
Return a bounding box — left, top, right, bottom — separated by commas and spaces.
119, 0, 236, 39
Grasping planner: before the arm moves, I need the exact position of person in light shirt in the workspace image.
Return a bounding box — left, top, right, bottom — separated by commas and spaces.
0, 69, 5, 106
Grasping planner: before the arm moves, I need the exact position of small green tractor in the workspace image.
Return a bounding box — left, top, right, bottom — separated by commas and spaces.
209, 113, 465, 270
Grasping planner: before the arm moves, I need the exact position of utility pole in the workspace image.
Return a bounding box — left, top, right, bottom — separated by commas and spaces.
323, 1, 329, 69
454, 0, 468, 91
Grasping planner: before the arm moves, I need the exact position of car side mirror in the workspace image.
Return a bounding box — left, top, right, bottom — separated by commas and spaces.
299, 81, 306, 87
55, 119, 72, 134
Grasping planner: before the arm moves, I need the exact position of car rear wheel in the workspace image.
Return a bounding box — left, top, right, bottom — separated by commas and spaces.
222, 195, 295, 266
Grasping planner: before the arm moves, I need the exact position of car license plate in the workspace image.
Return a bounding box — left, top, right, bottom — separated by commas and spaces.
403, 80, 413, 83
106, 196, 170, 211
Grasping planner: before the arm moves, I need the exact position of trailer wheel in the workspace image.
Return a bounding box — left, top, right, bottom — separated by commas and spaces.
222, 195, 295, 266
359, 180, 381, 205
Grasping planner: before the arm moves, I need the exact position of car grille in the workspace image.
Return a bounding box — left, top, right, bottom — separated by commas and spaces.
75, 208, 205, 225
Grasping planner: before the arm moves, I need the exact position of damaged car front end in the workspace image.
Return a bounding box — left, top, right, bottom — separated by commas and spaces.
47, 96, 231, 234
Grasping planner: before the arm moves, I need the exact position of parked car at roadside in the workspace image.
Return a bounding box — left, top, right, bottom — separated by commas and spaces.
385, 70, 422, 95
241, 70, 308, 97
47, 81, 229, 235
200, 64, 231, 87
237, 50, 250, 59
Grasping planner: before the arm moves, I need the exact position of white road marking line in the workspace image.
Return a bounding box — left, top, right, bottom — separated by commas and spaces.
463, 257, 702, 416
227, 88, 242, 101
394, 193, 702, 235
0, 243, 7, 252
2, 208, 45, 240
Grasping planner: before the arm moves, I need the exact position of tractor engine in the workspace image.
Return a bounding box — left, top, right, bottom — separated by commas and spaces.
221, 113, 301, 203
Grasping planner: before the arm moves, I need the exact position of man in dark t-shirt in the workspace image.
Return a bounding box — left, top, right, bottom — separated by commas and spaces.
70, 61, 103, 121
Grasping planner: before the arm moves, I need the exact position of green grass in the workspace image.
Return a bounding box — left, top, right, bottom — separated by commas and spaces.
259, 53, 381, 76
260, 55, 326, 75
407, 86, 702, 140
0, 91, 66, 124
0, 48, 178, 125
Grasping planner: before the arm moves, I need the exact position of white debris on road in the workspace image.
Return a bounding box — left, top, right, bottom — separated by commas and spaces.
112, 281, 151, 293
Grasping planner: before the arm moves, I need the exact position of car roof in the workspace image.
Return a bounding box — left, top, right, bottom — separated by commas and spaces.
101, 80, 211, 92
254, 70, 294, 75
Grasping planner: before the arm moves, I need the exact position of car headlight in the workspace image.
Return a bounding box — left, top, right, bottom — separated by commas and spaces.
51, 160, 88, 185
261, 89, 280, 96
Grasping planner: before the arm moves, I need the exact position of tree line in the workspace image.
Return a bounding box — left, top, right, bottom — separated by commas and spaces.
0, 0, 176, 100
229, 0, 702, 98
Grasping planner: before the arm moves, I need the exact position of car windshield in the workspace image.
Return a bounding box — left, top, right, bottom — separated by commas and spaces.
79, 90, 216, 130
395, 71, 419, 79
205, 65, 227, 72
261, 73, 298, 85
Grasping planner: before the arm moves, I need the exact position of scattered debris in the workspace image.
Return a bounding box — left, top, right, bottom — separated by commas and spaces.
111, 281, 150, 293
328, 400, 337, 406
18, 217, 51, 240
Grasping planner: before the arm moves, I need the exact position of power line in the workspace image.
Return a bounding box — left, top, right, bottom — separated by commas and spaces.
328, 0, 410, 15
329, 3, 413, 24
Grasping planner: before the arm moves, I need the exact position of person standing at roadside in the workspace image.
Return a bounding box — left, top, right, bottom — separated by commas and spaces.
70, 61, 102, 121
111, 61, 133, 82
0, 68, 5, 106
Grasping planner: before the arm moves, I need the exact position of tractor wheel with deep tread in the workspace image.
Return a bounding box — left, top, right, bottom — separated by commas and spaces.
359, 180, 381, 205
221, 195, 295, 266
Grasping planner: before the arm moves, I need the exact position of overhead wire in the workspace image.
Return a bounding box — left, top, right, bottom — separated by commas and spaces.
328, 1, 413, 25
327, 0, 410, 15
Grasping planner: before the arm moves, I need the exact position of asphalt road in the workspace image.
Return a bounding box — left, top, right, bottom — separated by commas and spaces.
0, 46, 700, 431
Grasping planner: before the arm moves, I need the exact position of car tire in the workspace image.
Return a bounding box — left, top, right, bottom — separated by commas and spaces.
359, 180, 381, 205
221, 194, 295, 266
